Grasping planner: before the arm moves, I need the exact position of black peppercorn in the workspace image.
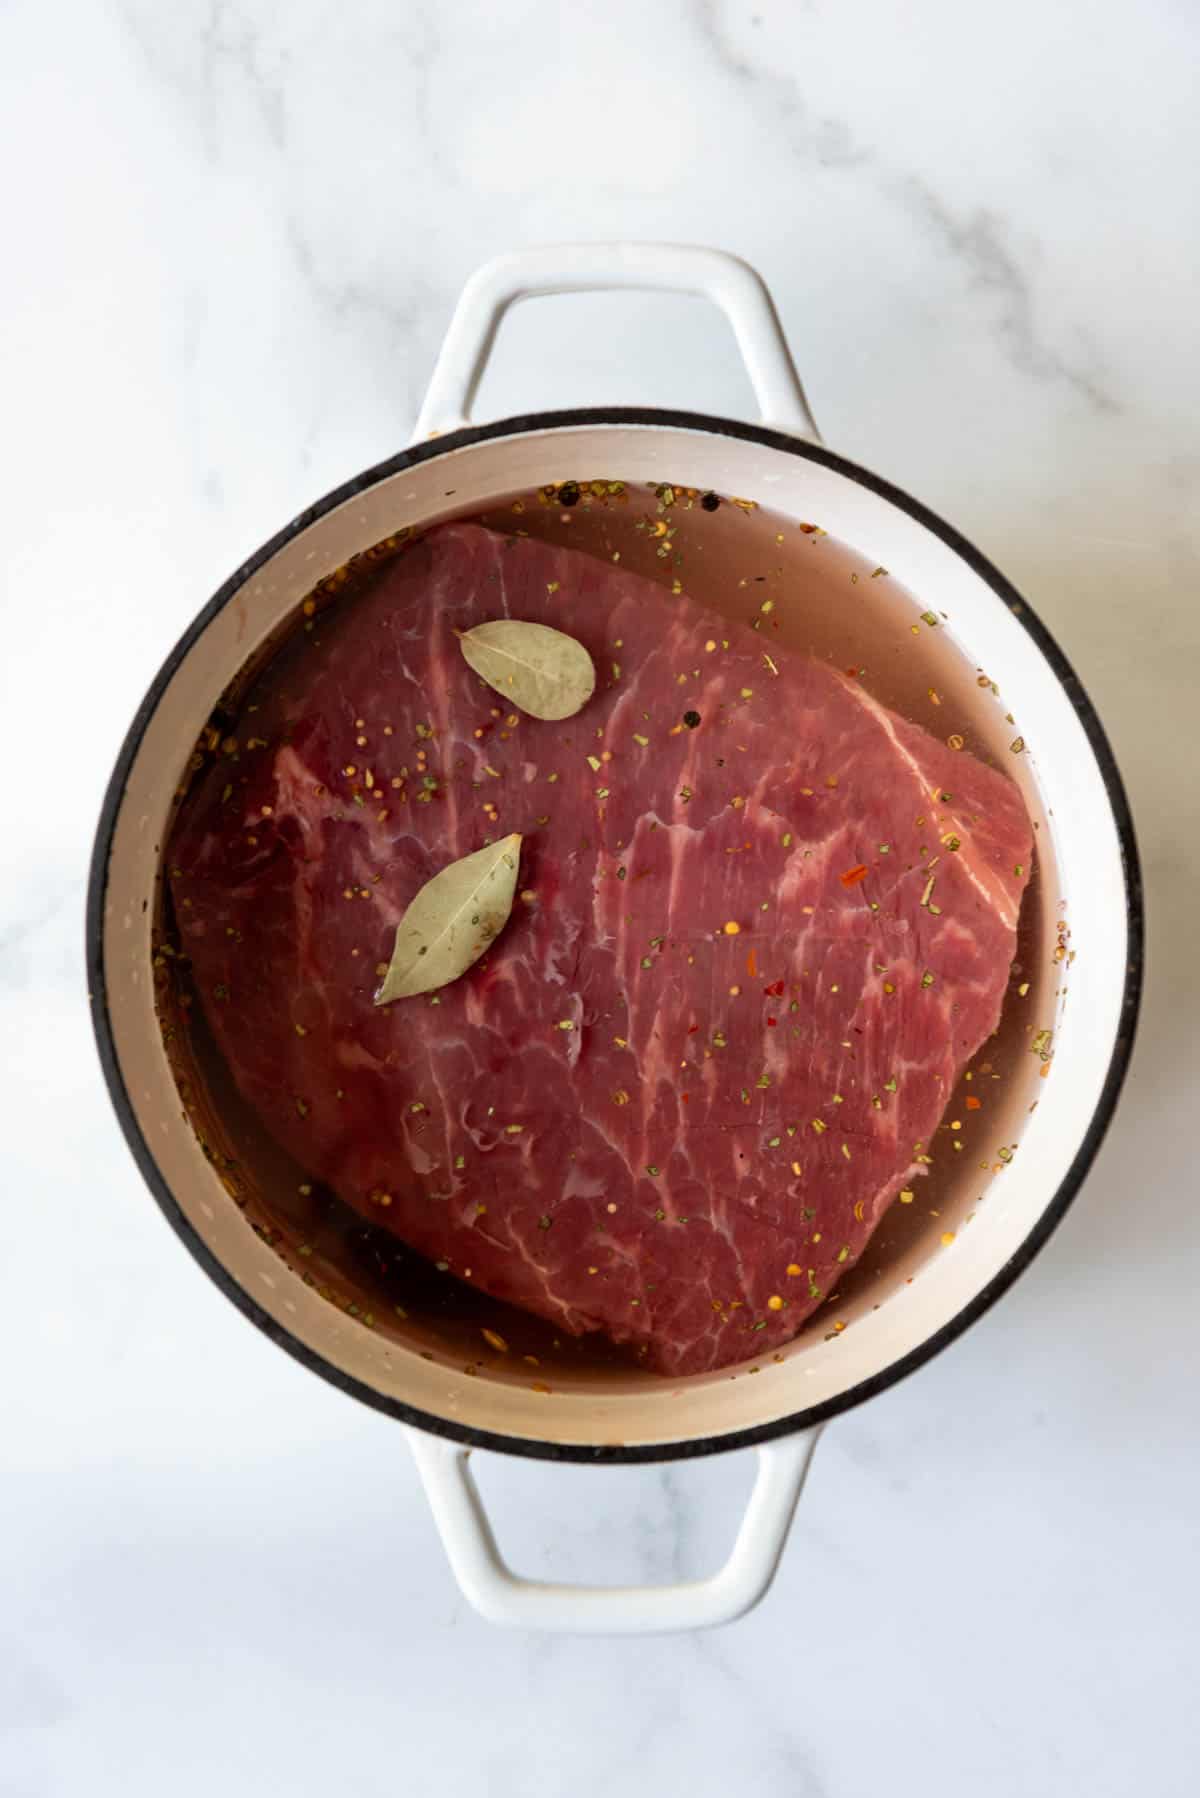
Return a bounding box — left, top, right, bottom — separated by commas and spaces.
700, 491, 720, 512
683, 709, 701, 729
559, 481, 580, 507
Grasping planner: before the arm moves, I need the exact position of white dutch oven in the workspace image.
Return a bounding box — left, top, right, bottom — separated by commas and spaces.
88, 244, 1142, 1634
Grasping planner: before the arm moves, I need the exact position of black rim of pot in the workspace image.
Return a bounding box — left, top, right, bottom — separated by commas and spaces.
87, 409, 1144, 1464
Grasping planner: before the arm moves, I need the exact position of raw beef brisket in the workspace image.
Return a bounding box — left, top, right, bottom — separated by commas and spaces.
169, 523, 1032, 1375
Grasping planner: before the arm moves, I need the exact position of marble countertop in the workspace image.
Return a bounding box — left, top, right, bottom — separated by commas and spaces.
3, 1, 1197, 1793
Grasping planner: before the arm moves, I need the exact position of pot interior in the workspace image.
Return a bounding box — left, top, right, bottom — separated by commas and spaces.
96, 417, 1131, 1452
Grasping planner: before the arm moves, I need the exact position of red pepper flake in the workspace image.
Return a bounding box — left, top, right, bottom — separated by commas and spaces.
746, 949, 758, 978
840, 864, 869, 888
766, 1016, 778, 1027
763, 979, 785, 997
965, 1095, 982, 1110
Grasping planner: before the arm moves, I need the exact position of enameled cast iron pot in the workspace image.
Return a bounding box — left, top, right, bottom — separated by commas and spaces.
88, 244, 1142, 1633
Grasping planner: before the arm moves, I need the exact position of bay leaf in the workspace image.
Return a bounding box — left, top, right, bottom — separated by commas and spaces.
374, 833, 522, 1004
458, 619, 596, 721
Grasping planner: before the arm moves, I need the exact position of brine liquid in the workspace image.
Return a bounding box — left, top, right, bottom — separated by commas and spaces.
158, 479, 1062, 1379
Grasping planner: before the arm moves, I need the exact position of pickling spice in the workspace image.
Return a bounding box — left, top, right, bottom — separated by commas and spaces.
163, 482, 1038, 1381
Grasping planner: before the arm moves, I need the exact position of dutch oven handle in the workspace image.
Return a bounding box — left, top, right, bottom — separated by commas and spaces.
411, 241, 821, 442
407, 243, 821, 1632
407, 1426, 822, 1634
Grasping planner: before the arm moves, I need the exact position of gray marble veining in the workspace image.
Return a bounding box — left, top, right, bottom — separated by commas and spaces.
2, 1, 1197, 1793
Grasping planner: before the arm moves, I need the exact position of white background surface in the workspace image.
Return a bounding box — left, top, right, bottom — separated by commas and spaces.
2, 2, 1197, 1794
